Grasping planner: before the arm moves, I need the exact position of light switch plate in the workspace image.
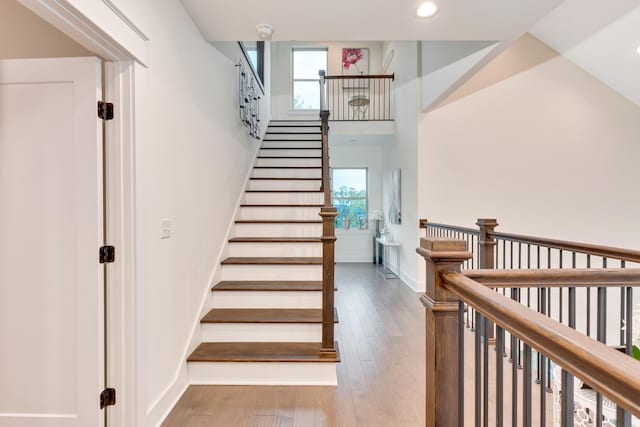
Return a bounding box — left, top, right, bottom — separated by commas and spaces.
161, 219, 171, 239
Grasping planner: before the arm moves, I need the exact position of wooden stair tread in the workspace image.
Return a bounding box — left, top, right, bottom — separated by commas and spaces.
201, 308, 338, 324
212, 280, 323, 291
252, 166, 321, 169
256, 156, 322, 159
229, 237, 321, 243
235, 219, 322, 224
187, 342, 340, 363
260, 147, 320, 150
221, 257, 322, 265
244, 190, 323, 193
240, 203, 322, 207
249, 177, 321, 180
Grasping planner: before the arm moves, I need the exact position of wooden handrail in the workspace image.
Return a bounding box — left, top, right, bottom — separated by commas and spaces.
419, 219, 479, 235
440, 270, 640, 419
323, 73, 395, 80
462, 268, 640, 288
488, 230, 640, 263
318, 72, 337, 356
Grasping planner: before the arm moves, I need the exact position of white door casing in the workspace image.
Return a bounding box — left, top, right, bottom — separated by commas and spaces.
0, 57, 105, 427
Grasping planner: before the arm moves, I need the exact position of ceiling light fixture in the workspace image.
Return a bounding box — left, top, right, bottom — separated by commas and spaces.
416, 2, 438, 18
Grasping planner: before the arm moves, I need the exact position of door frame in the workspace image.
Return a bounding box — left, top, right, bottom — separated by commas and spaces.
16, 1, 148, 426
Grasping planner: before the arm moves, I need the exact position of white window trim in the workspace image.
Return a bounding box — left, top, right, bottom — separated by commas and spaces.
332, 167, 369, 231
291, 47, 328, 110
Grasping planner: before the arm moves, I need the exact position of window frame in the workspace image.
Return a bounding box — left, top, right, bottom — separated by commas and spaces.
331, 167, 369, 231
291, 47, 328, 110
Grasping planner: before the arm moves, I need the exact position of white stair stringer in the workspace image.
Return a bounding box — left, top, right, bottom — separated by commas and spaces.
188, 362, 337, 386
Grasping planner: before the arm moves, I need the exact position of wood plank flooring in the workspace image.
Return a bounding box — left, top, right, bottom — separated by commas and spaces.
162, 263, 554, 427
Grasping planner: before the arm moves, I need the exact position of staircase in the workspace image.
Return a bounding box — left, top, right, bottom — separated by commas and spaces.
187, 120, 339, 385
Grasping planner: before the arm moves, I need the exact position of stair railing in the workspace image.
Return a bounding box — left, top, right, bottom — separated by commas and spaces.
418, 218, 640, 426
319, 70, 337, 357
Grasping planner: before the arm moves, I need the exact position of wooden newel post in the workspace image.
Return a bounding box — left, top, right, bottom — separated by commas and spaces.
476, 218, 498, 269
319, 207, 338, 356
417, 238, 472, 427
477, 218, 498, 342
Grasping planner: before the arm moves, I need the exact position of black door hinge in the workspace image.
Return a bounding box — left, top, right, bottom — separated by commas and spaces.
99, 245, 115, 263
100, 388, 116, 409
98, 101, 114, 120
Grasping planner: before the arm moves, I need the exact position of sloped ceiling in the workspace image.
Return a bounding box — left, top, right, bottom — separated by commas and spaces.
531, 0, 640, 106
180, 0, 562, 42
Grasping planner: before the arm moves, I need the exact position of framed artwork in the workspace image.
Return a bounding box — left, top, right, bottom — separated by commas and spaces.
342, 48, 369, 88
389, 169, 401, 224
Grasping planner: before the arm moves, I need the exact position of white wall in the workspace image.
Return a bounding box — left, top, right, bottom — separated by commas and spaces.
380, 41, 423, 291
330, 142, 384, 263
271, 41, 384, 120
104, 1, 270, 425
419, 33, 640, 251
0, 0, 92, 58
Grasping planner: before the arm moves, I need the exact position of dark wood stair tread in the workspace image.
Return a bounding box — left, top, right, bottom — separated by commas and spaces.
260, 147, 321, 150
235, 219, 322, 224
187, 342, 340, 363
252, 166, 321, 169
257, 156, 322, 159
249, 177, 321, 180
240, 203, 322, 207
201, 308, 338, 324
229, 237, 321, 243
212, 280, 323, 291
222, 257, 322, 265
245, 190, 323, 193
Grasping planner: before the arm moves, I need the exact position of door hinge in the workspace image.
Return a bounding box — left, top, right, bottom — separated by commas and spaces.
100, 388, 116, 409
98, 101, 114, 120
99, 245, 115, 263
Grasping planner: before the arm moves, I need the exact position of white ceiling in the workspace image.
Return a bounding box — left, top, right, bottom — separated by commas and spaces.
531, 0, 640, 107
180, 0, 562, 42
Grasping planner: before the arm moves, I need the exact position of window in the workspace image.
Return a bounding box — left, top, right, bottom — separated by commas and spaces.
239, 41, 265, 86
292, 48, 327, 110
332, 168, 368, 230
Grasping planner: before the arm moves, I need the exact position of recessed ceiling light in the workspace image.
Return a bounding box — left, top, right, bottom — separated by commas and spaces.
416, 2, 438, 18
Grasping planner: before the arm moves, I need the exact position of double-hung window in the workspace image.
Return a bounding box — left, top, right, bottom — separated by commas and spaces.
292, 48, 328, 110
332, 168, 368, 230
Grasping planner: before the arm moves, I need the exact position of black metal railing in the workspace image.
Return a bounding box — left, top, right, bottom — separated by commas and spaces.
420, 218, 640, 426
319, 71, 394, 121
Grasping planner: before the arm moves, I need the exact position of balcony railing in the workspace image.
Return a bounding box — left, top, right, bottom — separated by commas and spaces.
418, 218, 640, 426
319, 71, 394, 121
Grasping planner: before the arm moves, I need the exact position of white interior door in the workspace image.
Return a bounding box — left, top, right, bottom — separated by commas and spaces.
0, 57, 104, 427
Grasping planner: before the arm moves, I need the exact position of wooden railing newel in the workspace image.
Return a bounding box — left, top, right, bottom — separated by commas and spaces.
417, 238, 472, 427
477, 218, 498, 343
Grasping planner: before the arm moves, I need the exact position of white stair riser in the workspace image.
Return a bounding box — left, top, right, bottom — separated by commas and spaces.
244, 192, 324, 205
238, 206, 321, 220
266, 126, 320, 133
201, 323, 322, 342
255, 158, 321, 167
264, 134, 321, 141
221, 265, 322, 281
247, 180, 321, 191
211, 291, 322, 308
269, 121, 320, 126
259, 149, 321, 158
188, 362, 337, 386
262, 141, 321, 149
252, 168, 321, 179
234, 223, 322, 237
228, 243, 322, 258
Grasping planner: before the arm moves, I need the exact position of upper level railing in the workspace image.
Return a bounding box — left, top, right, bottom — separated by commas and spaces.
417, 219, 640, 426
318, 74, 337, 358
319, 71, 394, 121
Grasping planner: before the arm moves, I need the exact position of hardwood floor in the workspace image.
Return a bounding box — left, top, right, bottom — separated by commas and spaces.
162, 263, 554, 426
162, 263, 427, 427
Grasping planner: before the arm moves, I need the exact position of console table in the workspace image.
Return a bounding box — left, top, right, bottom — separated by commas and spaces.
375, 238, 400, 279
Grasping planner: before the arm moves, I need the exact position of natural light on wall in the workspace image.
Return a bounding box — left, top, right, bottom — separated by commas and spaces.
332, 168, 368, 230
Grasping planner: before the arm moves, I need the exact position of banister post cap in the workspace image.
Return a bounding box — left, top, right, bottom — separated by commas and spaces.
417, 238, 472, 263
476, 218, 498, 228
